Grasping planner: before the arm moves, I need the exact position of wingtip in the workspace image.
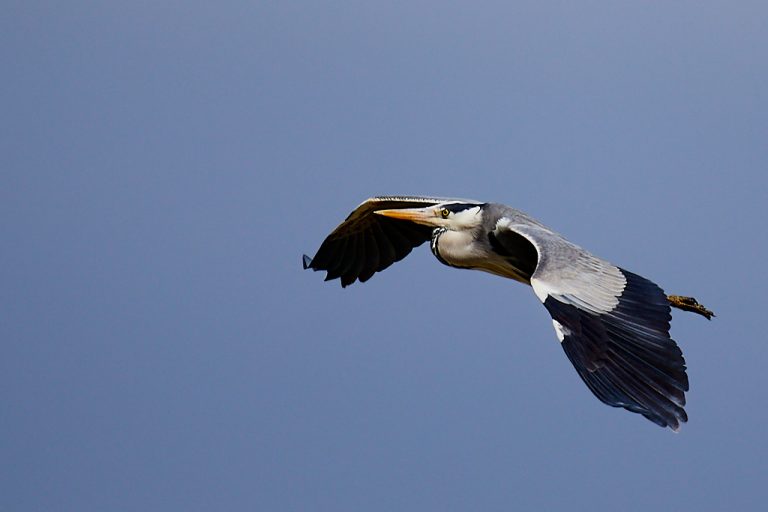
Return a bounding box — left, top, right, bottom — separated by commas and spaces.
302, 254, 313, 270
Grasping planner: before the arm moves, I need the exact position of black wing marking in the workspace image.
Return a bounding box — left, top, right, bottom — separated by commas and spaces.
487, 226, 538, 282
303, 196, 457, 287
543, 269, 689, 430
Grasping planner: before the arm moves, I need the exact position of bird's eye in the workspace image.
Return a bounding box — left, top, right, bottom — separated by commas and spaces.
440, 208, 450, 219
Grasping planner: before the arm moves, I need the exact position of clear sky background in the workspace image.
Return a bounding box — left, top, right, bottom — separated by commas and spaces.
3, 2, 767, 511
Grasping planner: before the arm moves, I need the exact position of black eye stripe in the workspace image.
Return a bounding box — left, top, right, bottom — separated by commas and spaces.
442, 203, 481, 213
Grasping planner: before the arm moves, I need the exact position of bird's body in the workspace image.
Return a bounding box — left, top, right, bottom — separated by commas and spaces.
304, 196, 712, 431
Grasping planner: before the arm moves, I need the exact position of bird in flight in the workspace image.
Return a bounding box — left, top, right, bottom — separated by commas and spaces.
303, 196, 713, 431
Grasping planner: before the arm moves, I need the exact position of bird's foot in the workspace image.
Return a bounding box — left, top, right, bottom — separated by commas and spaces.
667, 295, 715, 320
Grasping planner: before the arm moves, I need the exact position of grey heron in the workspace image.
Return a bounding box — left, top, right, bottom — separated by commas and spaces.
303, 196, 713, 431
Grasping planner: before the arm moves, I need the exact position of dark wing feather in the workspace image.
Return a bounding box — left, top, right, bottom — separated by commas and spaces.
303, 196, 455, 287
544, 269, 688, 430
496, 219, 690, 430
357, 230, 379, 283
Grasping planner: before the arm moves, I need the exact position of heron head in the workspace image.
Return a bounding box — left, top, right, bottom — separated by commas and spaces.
374, 202, 483, 230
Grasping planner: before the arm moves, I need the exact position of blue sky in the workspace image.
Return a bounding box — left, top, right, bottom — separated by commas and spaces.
2, 2, 767, 510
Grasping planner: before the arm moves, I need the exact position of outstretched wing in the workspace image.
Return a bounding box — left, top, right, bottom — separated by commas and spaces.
304, 196, 455, 287
493, 218, 689, 430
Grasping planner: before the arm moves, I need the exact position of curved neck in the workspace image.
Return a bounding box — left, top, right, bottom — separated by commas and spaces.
431, 226, 532, 284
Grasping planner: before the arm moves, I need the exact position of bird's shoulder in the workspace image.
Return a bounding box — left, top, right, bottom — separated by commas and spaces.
490, 211, 624, 311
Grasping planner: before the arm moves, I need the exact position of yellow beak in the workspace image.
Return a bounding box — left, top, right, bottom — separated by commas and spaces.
373, 207, 438, 226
